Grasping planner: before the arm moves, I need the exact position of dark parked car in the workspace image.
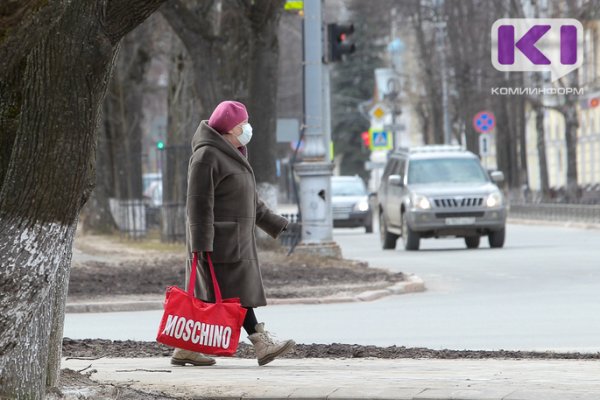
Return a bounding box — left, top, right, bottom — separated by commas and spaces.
331, 175, 373, 233
377, 145, 506, 250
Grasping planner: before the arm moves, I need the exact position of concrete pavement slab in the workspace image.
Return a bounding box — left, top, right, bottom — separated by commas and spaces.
504, 391, 600, 400
328, 387, 425, 399
413, 388, 516, 400
61, 357, 600, 399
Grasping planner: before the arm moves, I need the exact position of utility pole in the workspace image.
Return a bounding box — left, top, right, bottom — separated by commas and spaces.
294, 0, 341, 257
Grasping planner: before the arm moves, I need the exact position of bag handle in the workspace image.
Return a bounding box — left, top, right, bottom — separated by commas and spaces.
188, 252, 222, 303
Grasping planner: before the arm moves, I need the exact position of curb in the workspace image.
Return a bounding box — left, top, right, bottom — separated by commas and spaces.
508, 217, 600, 230
65, 275, 426, 313
267, 274, 425, 305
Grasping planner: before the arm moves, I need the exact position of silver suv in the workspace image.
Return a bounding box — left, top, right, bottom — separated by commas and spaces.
377, 145, 506, 250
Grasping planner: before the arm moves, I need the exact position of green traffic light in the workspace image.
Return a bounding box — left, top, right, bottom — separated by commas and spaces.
157, 141, 165, 150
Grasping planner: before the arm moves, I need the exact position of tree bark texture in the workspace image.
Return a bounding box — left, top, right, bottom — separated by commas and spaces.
0, 1, 166, 397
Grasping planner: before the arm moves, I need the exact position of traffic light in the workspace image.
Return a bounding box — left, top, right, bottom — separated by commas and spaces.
361, 131, 370, 148
156, 140, 165, 150
328, 23, 356, 62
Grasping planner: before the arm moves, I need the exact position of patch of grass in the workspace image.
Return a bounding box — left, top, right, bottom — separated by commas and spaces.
77, 229, 185, 254
120, 238, 185, 253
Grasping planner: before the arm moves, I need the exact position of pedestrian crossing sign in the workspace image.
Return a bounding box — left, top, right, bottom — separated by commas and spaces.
368, 128, 393, 151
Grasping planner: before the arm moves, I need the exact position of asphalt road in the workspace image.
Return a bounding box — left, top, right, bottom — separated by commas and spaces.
64, 222, 600, 352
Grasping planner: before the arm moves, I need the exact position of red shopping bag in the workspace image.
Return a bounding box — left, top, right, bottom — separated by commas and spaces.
156, 252, 247, 356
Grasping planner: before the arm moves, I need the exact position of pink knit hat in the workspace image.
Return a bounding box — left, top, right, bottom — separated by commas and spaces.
208, 101, 248, 134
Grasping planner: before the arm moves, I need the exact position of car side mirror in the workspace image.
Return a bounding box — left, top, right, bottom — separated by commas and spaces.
490, 171, 504, 183
388, 174, 404, 187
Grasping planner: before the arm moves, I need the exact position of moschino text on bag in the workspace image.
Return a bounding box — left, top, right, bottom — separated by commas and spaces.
161, 314, 233, 349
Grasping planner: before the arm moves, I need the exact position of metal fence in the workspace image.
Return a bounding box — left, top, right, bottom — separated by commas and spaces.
509, 202, 600, 224
160, 202, 186, 242
279, 213, 302, 254
108, 198, 147, 238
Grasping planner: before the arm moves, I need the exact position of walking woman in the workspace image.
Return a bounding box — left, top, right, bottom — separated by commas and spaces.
171, 101, 295, 367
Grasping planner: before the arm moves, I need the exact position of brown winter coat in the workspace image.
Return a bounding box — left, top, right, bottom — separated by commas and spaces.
185, 120, 288, 307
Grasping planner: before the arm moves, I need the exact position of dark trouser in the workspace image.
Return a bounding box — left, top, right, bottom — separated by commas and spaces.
243, 307, 258, 335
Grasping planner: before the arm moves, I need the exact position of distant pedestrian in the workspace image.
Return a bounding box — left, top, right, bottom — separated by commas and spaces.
171, 100, 296, 367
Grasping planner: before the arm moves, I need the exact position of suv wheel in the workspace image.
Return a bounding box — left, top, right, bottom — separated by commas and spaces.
401, 213, 420, 251
465, 236, 480, 249
379, 212, 398, 250
488, 228, 505, 248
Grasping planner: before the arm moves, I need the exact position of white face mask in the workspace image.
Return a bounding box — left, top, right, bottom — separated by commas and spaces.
237, 123, 253, 146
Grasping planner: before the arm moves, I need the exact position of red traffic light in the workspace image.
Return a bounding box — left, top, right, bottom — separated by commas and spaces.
590, 98, 600, 108
328, 23, 355, 62
361, 131, 370, 148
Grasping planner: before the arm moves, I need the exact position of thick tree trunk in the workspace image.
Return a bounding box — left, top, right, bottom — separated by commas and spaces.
0, 1, 166, 397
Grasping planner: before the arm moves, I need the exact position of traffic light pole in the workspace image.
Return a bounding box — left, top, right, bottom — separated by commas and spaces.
293, 0, 341, 258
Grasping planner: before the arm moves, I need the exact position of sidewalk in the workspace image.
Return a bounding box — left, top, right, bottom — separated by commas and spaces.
61, 357, 600, 399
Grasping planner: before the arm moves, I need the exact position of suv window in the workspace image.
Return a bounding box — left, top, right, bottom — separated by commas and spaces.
407, 157, 489, 185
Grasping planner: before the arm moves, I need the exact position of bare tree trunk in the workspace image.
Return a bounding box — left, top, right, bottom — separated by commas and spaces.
563, 103, 579, 201
494, 92, 513, 182
412, 2, 444, 144
83, 23, 152, 235
81, 108, 117, 233
563, 0, 581, 202
162, 38, 198, 242
0, 1, 166, 397
535, 105, 551, 200
105, 27, 152, 201
516, 88, 529, 191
